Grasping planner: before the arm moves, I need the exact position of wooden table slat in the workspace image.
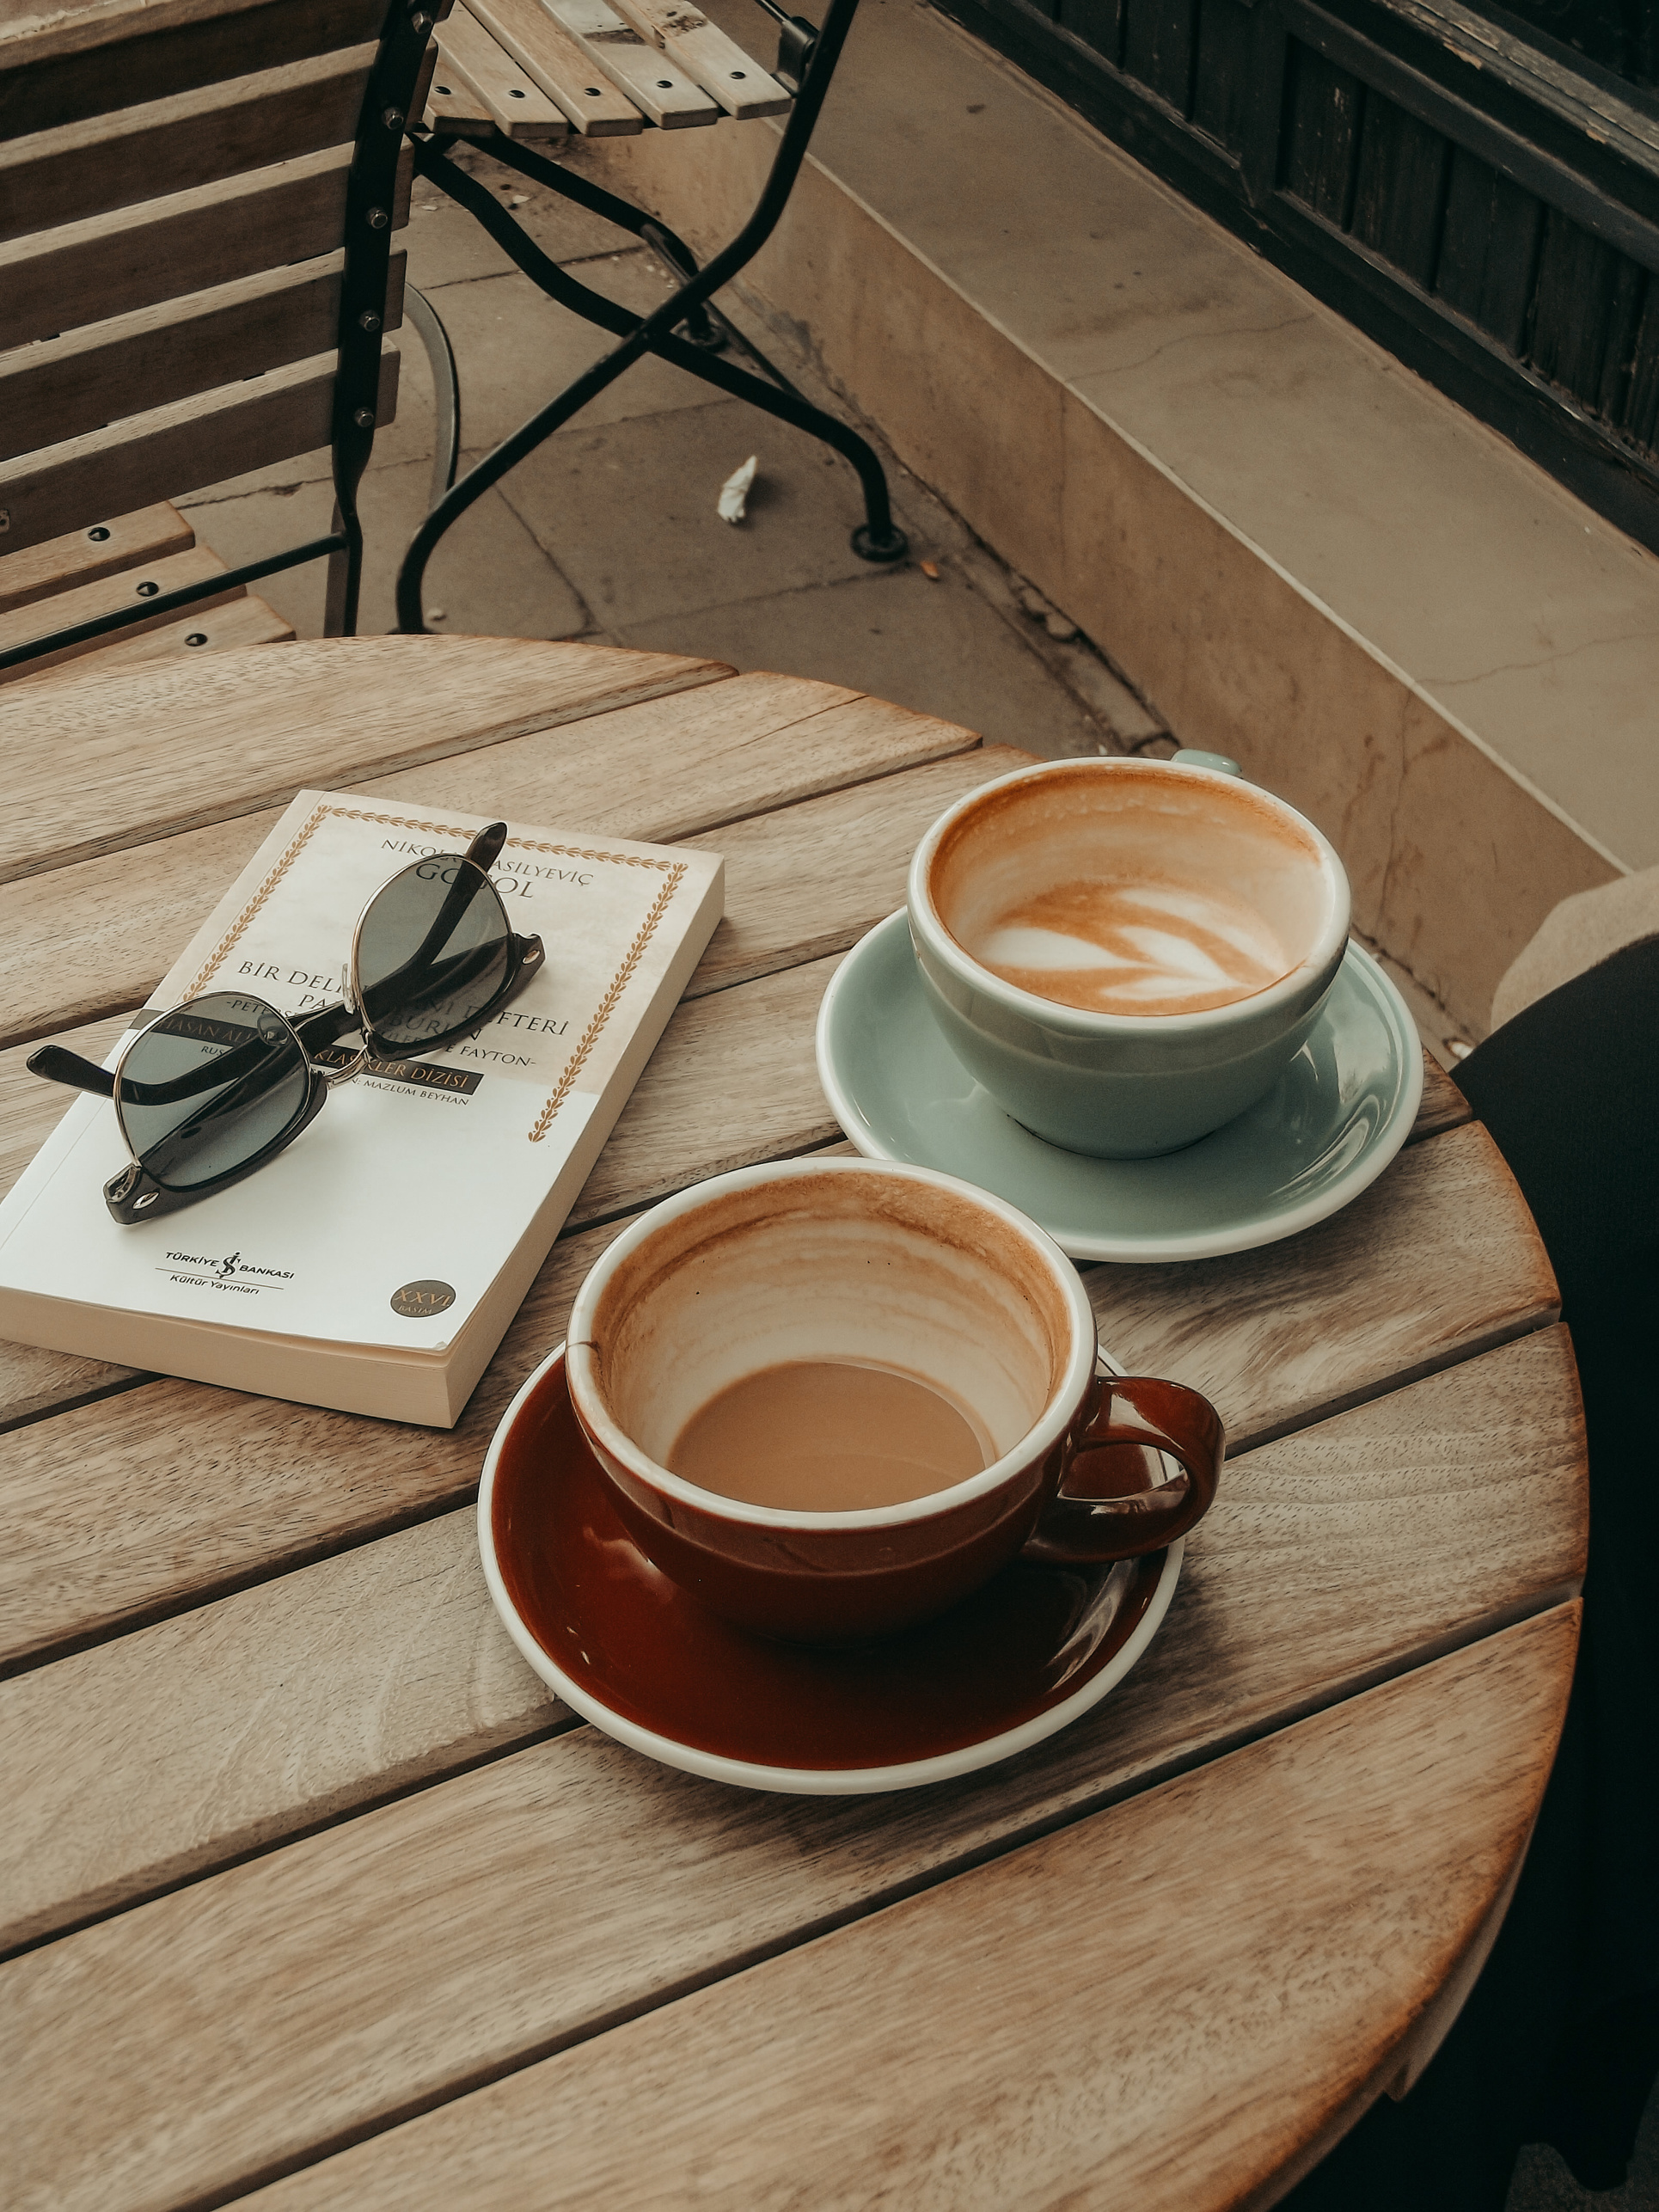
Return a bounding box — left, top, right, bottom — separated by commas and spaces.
0, 1080, 1555, 1678
357, 682, 983, 845
565, 953, 840, 1230
0, 637, 736, 885
1087, 1117, 1556, 1456
680, 744, 1031, 998
0, 950, 847, 1671
0, 814, 274, 1054
0, 1322, 1585, 1965
0, 1339, 142, 1437
230, 1608, 1578, 2212
0, 635, 1589, 2212
0, 1099, 1558, 1675
0, 1596, 1579, 2212
1416, 1048, 1471, 1137
0, 681, 989, 1051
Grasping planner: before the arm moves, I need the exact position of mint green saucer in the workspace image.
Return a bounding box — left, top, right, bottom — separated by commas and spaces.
816, 912, 1423, 1263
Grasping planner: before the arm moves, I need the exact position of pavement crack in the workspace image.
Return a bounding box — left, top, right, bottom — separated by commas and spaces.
1423, 623, 1659, 686
487, 475, 599, 634
556, 245, 649, 270
1374, 700, 1411, 936
1085, 311, 1315, 383
177, 481, 316, 507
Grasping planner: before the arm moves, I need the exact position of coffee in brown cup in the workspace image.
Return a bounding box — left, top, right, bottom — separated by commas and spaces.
564, 1156, 1222, 1642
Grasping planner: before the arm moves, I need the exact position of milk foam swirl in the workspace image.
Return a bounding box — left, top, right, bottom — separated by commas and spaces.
970, 879, 1292, 1017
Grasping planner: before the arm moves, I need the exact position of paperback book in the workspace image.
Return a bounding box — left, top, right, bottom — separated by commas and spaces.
0, 791, 724, 1425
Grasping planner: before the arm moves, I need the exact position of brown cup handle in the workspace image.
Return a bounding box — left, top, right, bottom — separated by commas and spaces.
1020, 1372, 1224, 1565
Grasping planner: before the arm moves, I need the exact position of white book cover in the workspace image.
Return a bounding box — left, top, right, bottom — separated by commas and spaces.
0, 791, 724, 1425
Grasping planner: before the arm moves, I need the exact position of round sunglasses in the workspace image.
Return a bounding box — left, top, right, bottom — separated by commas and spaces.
28, 823, 545, 1224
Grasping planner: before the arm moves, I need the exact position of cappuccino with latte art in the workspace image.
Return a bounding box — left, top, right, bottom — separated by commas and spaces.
969, 874, 1292, 1019
907, 755, 1352, 1156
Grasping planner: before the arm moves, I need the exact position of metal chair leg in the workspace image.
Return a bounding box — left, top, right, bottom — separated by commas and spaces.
419, 141, 906, 558
321, 500, 364, 637
403, 285, 462, 511
637, 224, 725, 353
395, 0, 904, 628
635, 221, 904, 561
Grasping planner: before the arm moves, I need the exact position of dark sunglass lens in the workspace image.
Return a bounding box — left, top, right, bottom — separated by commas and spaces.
356, 855, 511, 1051
117, 994, 309, 1191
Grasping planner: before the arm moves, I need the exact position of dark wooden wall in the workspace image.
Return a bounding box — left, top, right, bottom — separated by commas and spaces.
1490, 0, 1654, 90
940, 0, 1659, 551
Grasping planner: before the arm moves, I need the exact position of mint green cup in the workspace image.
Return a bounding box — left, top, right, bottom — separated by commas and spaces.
906, 756, 1351, 1160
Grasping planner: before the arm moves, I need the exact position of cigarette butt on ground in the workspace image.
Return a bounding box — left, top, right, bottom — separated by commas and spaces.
920, 561, 940, 579
718, 456, 758, 525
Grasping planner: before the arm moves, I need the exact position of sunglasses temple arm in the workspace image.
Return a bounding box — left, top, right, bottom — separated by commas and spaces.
408, 825, 508, 970
361, 824, 513, 1020
27, 1045, 116, 1100
31, 1039, 257, 1108
30, 838, 506, 1101
34, 1005, 358, 1111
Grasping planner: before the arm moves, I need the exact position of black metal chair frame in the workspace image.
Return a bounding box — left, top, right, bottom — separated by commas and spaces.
394, 0, 907, 635
0, 0, 437, 677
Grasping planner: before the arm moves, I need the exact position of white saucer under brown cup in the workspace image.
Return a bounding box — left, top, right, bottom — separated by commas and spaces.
907, 755, 1352, 1157
563, 1156, 1222, 1643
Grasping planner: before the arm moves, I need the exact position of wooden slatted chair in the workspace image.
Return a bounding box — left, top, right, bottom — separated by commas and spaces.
0, 0, 445, 683
388, 0, 910, 634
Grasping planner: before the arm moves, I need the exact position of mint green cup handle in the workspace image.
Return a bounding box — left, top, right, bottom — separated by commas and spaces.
1170, 748, 1242, 777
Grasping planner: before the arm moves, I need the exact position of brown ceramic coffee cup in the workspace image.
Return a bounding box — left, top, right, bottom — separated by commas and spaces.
564, 1157, 1222, 1642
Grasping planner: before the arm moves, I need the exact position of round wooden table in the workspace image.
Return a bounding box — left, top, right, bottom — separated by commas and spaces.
0, 638, 1585, 2211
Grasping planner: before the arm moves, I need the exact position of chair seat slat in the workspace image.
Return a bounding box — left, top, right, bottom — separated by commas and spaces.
609, 0, 790, 119
8, 594, 297, 688
435, 10, 570, 140
424, 77, 498, 137
544, 0, 719, 127
0, 505, 196, 617
465, 0, 645, 133
0, 542, 246, 681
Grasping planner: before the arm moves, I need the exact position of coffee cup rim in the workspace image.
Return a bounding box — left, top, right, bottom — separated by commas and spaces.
564, 1156, 1099, 1532
908, 756, 1351, 1036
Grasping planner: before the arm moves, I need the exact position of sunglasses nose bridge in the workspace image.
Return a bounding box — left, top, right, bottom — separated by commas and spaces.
315, 1046, 370, 1088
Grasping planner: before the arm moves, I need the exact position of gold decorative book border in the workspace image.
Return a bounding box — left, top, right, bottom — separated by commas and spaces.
526, 864, 684, 1142
185, 804, 690, 1145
